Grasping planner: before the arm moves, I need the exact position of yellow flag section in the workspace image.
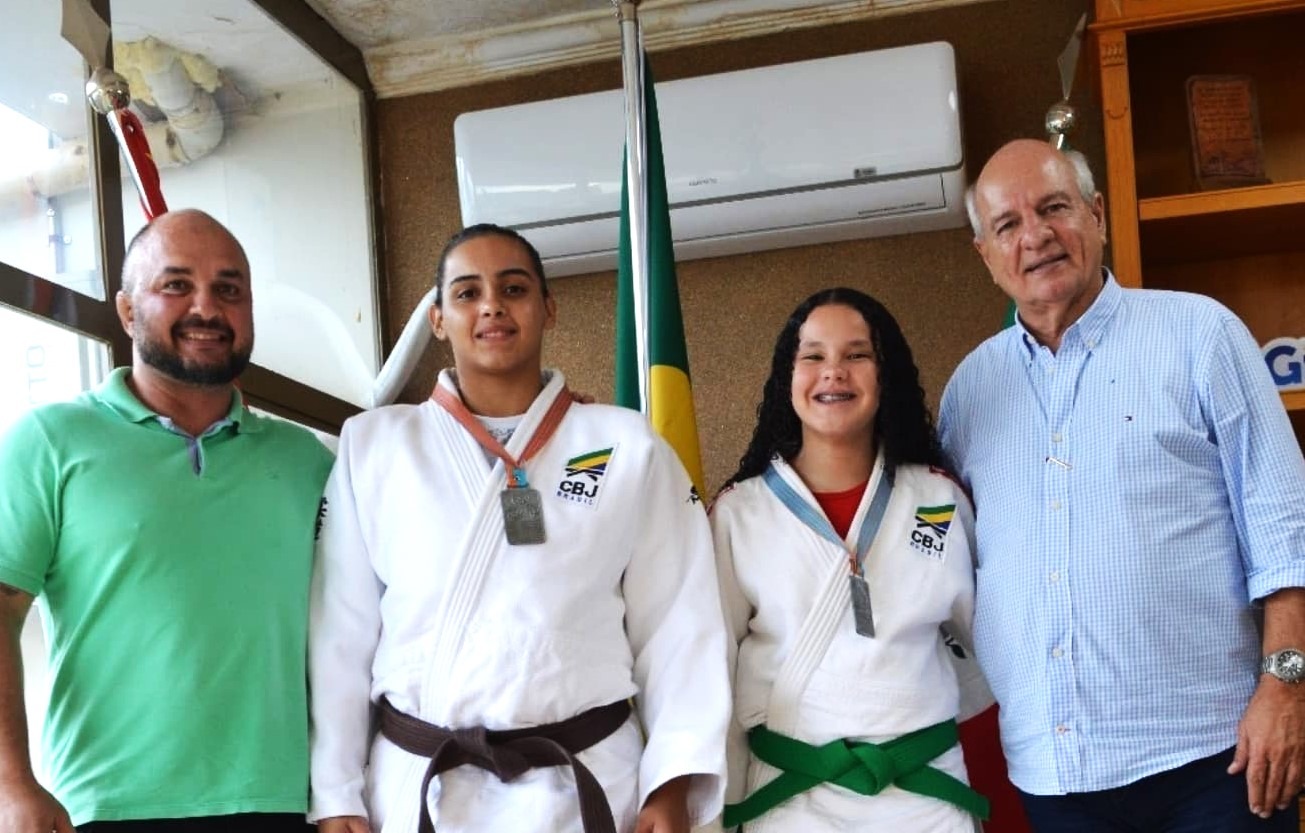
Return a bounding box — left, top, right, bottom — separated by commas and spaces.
615, 54, 706, 497
648, 364, 705, 495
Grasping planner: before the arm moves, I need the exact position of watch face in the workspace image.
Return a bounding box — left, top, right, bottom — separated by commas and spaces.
1281, 650, 1305, 681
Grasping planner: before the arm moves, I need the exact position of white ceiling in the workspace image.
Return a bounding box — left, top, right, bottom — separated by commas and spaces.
304, 0, 997, 97
1, 0, 991, 141
307, 0, 604, 45
2, 0, 341, 140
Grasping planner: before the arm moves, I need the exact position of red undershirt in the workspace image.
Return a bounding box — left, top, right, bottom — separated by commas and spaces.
812, 480, 868, 540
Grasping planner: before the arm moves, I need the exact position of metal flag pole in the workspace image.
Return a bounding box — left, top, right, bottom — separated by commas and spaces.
613, 0, 652, 414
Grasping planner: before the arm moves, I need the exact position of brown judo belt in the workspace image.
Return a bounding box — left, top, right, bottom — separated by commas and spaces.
378, 697, 632, 833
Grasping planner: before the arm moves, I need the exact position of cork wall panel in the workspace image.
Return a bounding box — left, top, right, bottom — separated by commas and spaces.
376, 0, 1103, 495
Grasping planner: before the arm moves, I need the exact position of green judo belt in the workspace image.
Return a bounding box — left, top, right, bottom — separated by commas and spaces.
722, 719, 990, 828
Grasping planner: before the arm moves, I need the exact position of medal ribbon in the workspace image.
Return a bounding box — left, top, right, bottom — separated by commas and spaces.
762, 462, 892, 577
432, 383, 572, 488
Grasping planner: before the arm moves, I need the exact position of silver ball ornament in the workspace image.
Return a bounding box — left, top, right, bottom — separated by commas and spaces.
1045, 100, 1078, 150
86, 68, 132, 115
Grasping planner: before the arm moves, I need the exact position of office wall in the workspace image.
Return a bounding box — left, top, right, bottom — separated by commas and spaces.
375, 0, 1104, 495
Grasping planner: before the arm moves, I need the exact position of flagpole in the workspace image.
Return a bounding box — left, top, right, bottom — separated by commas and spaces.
614, 0, 652, 414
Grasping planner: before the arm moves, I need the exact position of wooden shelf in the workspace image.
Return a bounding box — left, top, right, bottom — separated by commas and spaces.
1138, 181, 1305, 265
1126, 13, 1305, 199
1095, 0, 1305, 30
1139, 181, 1305, 222
1096, 0, 1305, 454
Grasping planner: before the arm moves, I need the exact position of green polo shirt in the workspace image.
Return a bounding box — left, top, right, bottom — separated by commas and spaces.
0, 368, 334, 824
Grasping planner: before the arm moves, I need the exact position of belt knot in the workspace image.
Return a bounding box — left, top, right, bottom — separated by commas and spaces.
847, 739, 899, 791
449, 726, 530, 782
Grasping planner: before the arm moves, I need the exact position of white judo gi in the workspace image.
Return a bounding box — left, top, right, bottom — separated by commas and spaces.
309, 370, 730, 833
710, 454, 989, 832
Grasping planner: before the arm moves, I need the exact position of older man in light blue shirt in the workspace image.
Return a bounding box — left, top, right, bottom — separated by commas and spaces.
940, 139, 1305, 832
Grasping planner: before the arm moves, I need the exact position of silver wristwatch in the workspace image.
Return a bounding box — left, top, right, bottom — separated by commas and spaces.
1261, 648, 1305, 684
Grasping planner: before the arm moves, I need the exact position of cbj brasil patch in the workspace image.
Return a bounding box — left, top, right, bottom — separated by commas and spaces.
910, 503, 954, 559
556, 446, 614, 508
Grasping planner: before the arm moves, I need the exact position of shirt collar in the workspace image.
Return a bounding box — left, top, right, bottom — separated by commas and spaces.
1011, 269, 1122, 359
93, 366, 253, 432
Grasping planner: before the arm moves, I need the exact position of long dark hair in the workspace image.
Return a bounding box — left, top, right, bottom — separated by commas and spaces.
434, 223, 549, 305
724, 287, 944, 489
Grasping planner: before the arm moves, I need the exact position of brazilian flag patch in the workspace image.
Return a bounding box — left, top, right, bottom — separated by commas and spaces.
914, 504, 955, 536
910, 504, 955, 559
564, 447, 613, 481
557, 447, 615, 508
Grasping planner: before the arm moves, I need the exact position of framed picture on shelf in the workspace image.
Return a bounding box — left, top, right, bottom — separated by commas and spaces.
1186, 74, 1270, 190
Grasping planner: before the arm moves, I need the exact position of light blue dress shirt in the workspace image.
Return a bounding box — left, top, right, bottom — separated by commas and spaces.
939, 273, 1305, 794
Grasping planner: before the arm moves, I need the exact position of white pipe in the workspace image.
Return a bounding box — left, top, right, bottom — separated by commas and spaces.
0, 39, 224, 217
138, 46, 223, 164
24, 142, 91, 203
0, 141, 99, 217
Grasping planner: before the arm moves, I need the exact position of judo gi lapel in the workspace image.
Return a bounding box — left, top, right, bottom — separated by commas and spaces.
423, 369, 571, 709
764, 453, 889, 733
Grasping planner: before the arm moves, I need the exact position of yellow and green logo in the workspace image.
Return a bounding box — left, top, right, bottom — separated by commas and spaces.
914, 504, 955, 537
564, 447, 613, 482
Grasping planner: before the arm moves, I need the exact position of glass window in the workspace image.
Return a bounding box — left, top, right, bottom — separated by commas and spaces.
0, 1, 104, 300
110, 0, 381, 408
0, 304, 110, 768
0, 305, 110, 434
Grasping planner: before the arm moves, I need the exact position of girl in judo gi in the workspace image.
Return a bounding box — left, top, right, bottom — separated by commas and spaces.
309, 224, 730, 833
710, 287, 991, 832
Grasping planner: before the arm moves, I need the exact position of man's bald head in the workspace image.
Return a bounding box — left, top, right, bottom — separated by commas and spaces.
121, 210, 249, 297
966, 140, 1098, 240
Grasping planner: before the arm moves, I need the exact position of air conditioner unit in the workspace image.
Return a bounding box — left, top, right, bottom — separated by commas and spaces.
453, 41, 965, 278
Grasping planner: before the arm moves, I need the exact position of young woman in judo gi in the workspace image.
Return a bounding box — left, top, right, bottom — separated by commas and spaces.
710, 287, 991, 832
308, 224, 730, 833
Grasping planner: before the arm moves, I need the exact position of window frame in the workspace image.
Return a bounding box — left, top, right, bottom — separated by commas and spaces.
1, 0, 384, 434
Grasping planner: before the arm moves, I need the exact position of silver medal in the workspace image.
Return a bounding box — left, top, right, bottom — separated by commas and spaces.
848, 574, 875, 638
501, 486, 546, 545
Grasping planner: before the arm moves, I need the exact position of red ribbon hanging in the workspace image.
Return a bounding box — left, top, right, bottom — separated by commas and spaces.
111, 108, 168, 220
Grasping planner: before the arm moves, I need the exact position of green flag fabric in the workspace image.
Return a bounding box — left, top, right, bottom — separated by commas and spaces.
614, 56, 706, 496
1003, 300, 1017, 329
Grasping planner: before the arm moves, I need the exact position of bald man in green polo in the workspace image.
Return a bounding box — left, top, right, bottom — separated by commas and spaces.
0, 210, 333, 832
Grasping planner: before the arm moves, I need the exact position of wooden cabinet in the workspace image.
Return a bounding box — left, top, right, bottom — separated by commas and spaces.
1091, 0, 1305, 448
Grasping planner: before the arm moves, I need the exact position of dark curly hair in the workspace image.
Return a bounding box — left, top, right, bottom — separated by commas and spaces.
724, 287, 945, 489
434, 223, 549, 305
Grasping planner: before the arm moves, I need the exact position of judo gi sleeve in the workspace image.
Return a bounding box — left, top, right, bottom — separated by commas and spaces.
621, 437, 731, 827
308, 421, 385, 822
941, 488, 993, 722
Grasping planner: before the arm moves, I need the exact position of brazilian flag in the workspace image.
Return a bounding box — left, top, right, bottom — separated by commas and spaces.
615, 56, 706, 496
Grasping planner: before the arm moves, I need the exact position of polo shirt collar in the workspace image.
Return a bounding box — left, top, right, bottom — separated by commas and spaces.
93, 367, 255, 432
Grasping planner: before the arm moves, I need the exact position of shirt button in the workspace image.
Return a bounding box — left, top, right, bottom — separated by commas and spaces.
1056, 724, 1069, 735
1050, 500, 1062, 511
1052, 432, 1063, 443
1050, 570, 1061, 583
1052, 647, 1064, 658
